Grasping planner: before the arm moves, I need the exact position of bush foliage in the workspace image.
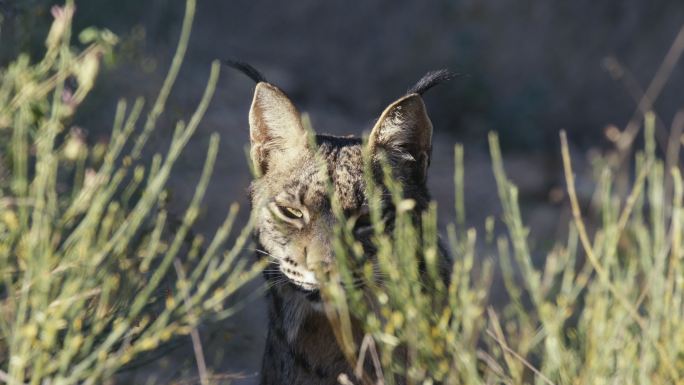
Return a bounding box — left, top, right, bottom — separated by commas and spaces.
1, 1, 683, 384
324, 116, 684, 385
0, 1, 261, 383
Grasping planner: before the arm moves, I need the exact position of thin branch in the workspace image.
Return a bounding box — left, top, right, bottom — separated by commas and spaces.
616, 24, 684, 155
486, 308, 556, 385
485, 330, 555, 385
355, 334, 384, 385
665, 110, 684, 196
475, 350, 510, 383
602, 56, 669, 153
174, 259, 209, 385
616, 160, 651, 235
666, 110, 684, 172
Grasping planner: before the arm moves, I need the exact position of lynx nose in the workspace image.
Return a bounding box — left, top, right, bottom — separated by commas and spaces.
305, 235, 333, 274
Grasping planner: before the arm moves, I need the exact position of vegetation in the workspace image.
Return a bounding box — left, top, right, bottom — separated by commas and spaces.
0, 0, 261, 383
0, 0, 683, 384
325, 115, 684, 384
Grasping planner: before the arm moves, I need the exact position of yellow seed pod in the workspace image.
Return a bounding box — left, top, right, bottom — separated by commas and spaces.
384, 323, 395, 336
120, 351, 133, 364
2, 211, 19, 232
137, 337, 158, 351
438, 360, 449, 376
377, 292, 388, 305
212, 288, 226, 304
160, 328, 173, 342
22, 324, 38, 340
165, 294, 176, 309
391, 311, 404, 327
73, 317, 83, 331
62, 130, 87, 161
445, 331, 455, 346
397, 199, 416, 212
69, 335, 83, 351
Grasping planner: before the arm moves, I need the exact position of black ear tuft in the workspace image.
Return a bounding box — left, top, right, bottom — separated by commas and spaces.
407, 69, 457, 95
223, 59, 268, 84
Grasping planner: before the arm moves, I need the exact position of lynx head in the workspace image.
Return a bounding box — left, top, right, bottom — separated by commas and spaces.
239, 63, 451, 294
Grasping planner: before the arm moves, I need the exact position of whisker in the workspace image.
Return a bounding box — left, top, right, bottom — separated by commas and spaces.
253, 248, 274, 257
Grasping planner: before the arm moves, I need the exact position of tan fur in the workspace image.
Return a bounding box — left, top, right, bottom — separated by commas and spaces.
249, 83, 308, 176
249, 81, 439, 385
368, 94, 433, 182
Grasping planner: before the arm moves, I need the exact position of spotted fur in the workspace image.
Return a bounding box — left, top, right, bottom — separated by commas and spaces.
243, 72, 450, 385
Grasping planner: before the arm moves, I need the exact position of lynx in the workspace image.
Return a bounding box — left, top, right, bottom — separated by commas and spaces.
228, 61, 451, 385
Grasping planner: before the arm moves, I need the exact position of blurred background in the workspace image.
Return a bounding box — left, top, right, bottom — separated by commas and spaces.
1, 0, 683, 383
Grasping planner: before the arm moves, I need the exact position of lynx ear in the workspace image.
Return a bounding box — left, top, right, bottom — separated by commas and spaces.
368, 94, 433, 181
249, 82, 308, 175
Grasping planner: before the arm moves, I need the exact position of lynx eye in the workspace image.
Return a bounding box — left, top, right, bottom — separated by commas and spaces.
277, 205, 303, 220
